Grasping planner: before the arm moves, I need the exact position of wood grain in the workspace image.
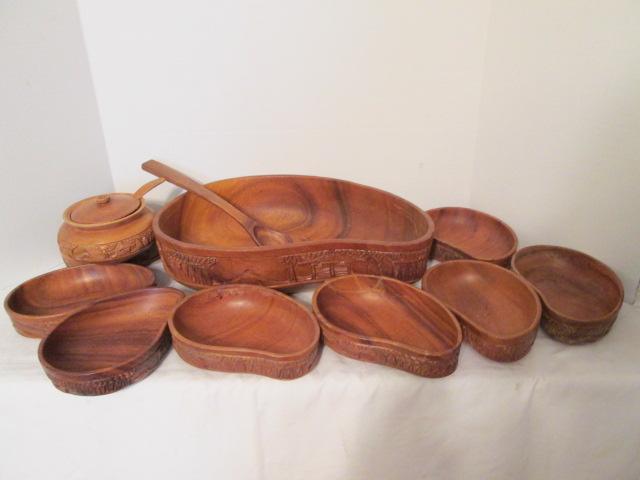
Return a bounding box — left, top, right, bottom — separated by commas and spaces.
511, 245, 624, 344
422, 260, 540, 362
170, 284, 320, 379
142, 160, 292, 246
38, 287, 184, 395
4, 264, 155, 338
57, 178, 163, 266
154, 174, 434, 289
426, 207, 517, 266
313, 275, 462, 377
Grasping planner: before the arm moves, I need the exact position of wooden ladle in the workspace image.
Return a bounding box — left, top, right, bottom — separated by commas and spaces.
142, 160, 292, 246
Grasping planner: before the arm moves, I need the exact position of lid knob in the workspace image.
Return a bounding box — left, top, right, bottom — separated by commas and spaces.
96, 195, 111, 205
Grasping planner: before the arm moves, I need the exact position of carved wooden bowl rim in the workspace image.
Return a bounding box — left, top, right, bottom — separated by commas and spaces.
511, 245, 624, 324
426, 206, 518, 263
153, 174, 435, 253
62, 194, 147, 230
169, 284, 321, 361
4, 263, 156, 322
422, 260, 542, 341
312, 274, 463, 358
38, 287, 184, 379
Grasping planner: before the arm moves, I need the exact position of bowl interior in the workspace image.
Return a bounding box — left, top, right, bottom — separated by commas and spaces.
315, 276, 460, 354
7, 264, 154, 316
172, 286, 317, 354
423, 261, 538, 336
513, 247, 622, 320
158, 176, 430, 248
428, 208, 516, 260
41, 288, 183, 373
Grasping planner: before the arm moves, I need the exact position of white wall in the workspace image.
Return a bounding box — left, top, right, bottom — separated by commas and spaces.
0, 0, 112, 289
76, 0, 491, 208
68, 0, 640, 302
471, 0, 640, 302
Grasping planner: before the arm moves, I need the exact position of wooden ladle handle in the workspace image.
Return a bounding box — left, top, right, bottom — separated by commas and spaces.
133, 177, 165, 199
142, 160, 258, 232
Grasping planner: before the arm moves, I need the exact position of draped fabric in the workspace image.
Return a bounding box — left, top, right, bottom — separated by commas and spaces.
2, 275, 639, 480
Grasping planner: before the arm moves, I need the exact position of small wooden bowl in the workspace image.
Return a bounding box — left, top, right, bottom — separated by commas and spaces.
422, 260, 540, 362
4, 264, 156, 338
511, 245, 624, 344
426, 207, 518, 266
312, 275, 462, 377
39, 287, 184, 395
170, 285, 320, 379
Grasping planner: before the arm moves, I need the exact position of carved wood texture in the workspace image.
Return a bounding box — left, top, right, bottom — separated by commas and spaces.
154, 175, 433, 289
169, 285, 320, 379
60, 225, 154, 265
511, 245, 623, 345
313, 275, 462, 377
422, 260, 541, 362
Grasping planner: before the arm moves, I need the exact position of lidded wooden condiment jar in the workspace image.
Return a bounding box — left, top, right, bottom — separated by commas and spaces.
58, 178, 164, 266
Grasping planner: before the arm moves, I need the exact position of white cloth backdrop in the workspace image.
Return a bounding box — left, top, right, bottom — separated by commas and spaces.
1, 260, 639, 480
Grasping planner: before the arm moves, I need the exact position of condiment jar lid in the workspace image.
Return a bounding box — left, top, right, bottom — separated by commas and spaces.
67, 193, 142, 225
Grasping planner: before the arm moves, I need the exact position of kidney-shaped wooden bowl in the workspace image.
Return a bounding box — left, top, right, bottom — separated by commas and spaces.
312, 275, 462, 377
512, 245, 624, 344
155, 175, 434, 290
170, 285, 320, 379
422, 260, 540, 362
4, 264, 155, 338
426, 207, 518, 266
39, 287, 184, 396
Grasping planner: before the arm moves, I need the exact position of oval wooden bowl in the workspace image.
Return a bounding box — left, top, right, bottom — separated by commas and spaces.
154, 175, 434, 289
312, 275, 462, 377
426, 207, 517, 266
422, 260, 540, 362
170, 285, 320, 379
511, 245, 624, 344
4, 264, 156, 338
39, 288, 184, 396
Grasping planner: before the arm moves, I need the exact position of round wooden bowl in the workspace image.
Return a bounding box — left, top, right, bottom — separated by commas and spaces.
4, 264, 156, 338
422, 260, 540, 362
38, 287, 184, 396
511, 245, 624, 344
170, 285, 320, 379
426, 207, 517, 266
312, 275, 462, 377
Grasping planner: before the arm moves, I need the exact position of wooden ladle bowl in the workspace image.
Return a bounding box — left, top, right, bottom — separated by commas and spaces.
511, 245, 624, 344
426, 207, 518, 266
170, 285, 320, 379
4, 264, 155, 338
313, 275, 463, 377
39, 287, 185, 395
422, 260, 541, 362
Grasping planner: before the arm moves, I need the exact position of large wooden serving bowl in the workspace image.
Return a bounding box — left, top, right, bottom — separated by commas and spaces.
312, 275, 462, 377
426, 207, 517, 266
39, 288, 184, 395
170, 285, 320, 379
154, 175, 434, 289
511, 245, 624, 344
422, 260, 541, 362
4, 264, 155, 338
